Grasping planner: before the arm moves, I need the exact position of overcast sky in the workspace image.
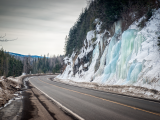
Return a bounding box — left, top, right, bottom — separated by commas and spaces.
0, 0, 87, 56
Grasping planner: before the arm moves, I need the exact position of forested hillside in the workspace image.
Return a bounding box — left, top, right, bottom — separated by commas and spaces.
65, 0, 159, 55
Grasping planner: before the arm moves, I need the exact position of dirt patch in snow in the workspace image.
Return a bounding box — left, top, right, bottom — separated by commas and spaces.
0, 78, 21, 107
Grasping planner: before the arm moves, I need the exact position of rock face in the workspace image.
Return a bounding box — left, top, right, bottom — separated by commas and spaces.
58, 9, 160, 91
0, 77, 22, 107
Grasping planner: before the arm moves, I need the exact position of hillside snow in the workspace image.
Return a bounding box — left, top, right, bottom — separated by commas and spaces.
57, 8, 160, 92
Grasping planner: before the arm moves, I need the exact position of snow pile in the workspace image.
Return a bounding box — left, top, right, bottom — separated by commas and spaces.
57, 8, 160, 93
7, 76, 20, 83
0, 76, 4, 83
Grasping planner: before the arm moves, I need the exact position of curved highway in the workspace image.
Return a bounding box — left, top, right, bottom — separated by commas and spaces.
29, 75, 160, 120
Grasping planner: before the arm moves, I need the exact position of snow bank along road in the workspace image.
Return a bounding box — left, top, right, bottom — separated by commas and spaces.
29, 76, 160, 120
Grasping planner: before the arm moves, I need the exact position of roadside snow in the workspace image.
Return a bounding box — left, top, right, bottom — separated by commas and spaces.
7, 76, 23, 83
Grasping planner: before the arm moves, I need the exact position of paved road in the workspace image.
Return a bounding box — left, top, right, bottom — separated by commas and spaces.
30, 75, 160, 120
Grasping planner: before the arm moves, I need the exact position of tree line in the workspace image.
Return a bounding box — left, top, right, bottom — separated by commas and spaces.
22, 55, 64, 74
0, 48, 23, 77
0, 48, 64, 77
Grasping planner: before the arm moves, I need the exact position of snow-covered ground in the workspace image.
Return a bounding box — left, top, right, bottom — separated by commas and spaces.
57, 8, 160, 99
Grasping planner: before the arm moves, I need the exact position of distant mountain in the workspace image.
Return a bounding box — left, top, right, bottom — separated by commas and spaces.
8, 52, 43, 58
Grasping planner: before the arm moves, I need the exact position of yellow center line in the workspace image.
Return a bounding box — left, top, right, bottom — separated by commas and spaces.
37, 78, 160, 117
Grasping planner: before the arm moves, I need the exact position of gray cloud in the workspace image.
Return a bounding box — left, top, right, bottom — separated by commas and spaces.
0, 0, 86, 55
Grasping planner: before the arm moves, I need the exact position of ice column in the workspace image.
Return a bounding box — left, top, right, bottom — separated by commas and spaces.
101, 21, 122, 83
117, 29, 138, 80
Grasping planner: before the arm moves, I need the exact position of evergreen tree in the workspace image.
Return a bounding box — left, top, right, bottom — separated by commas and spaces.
0, 49, 23, 77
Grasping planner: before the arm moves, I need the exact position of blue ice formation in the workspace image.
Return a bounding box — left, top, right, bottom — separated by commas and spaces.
94, 21, 145, 84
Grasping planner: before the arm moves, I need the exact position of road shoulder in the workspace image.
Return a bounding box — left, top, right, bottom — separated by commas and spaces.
21, 81, 73, 120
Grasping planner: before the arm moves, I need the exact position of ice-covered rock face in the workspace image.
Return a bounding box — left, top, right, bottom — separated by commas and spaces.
58, 8, 160, 90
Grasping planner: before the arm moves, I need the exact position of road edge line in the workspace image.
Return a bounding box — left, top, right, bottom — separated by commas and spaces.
29, 80, 84, 120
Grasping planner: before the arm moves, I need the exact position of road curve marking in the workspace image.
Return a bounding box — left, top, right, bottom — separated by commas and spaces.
38, 77, 160, 117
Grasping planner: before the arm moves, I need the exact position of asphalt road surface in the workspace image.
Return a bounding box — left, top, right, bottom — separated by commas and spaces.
29, 75, 160, 120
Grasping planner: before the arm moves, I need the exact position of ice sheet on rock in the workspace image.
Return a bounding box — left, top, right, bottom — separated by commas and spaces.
57, 8, 160, 91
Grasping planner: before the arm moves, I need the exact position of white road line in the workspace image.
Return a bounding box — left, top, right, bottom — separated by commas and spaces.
29, 79, 85, 120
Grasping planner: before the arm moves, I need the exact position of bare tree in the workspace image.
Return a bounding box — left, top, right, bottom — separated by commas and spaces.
0, 33, 17, 42
23, 57, 27, 73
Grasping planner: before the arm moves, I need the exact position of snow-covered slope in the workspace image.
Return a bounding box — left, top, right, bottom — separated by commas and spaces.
57, 8, 160, 91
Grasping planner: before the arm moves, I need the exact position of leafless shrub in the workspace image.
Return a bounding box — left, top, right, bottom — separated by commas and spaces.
121, 1, 147, 31
121, 0, 160, 32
